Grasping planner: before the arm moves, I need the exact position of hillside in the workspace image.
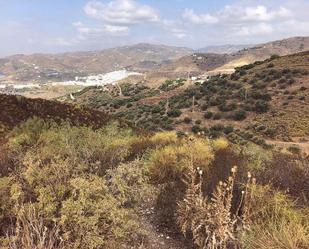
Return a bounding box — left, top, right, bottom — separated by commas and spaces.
138, 36, 309, 86
0, 93, 136, 139
1, 91, 308, 249
198, 44, 254, 54
215, 36, 309, 73
1, 37, 308, 87
0, 43, 193, 83
0, 55, 308, 249
68, 51, 309, 153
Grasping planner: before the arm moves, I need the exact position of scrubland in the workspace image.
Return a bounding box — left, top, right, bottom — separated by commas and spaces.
0, 118, 308, 249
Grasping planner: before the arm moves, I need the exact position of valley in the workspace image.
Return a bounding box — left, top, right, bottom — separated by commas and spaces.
0, 36, 309, 249
67, 51, 309, 154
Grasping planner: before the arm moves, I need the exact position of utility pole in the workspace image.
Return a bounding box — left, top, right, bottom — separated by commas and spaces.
192, 95, 195, 113
165, 97, 169, 115
116, 82, 123, 97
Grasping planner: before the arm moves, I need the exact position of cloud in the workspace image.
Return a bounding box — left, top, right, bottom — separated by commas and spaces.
104, 24, 130, 35
82, 0, 186, 39
54, 37, 81, 46
84, 0, 159, 25
161, 20, 187, 39
73, 21, 129, 36
183, 9, 218, 24
181, 3, 298, 40
236, 23, 273, 36
183, 5, 292, 24
225, 5, 292, 22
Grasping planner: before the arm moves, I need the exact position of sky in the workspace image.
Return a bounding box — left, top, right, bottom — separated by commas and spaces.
0, 0, 309, 57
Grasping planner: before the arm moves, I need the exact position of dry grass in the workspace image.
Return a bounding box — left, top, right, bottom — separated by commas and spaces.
8, 205, 63, 249
242, 185, 309, 249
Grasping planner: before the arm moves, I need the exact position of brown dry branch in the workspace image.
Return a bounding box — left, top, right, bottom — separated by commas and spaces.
177, 163, 256, 249
8, 205, 64, 249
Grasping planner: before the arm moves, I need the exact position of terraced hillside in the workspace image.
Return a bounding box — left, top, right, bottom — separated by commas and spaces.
68, 51, 309, 152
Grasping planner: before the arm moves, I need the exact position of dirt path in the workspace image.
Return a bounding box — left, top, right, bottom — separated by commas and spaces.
137, 198, 192, 249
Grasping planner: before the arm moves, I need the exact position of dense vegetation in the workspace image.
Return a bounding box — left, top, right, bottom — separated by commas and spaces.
0, 117, 308, 249
70, 52, 309, 150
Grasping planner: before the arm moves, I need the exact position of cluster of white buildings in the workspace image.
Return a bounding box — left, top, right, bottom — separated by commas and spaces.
52, 70, 142, 87
0, 70, 142, 93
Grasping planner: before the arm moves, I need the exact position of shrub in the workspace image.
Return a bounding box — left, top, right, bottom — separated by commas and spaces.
204, 111, 213, 119
270, 54, 280, 60
233, 109, 247, 121
150, 131, 178, 147
60, 175, 142, 248
177, 165, 255, 249
148, 138, 214, 183
212, 138, 229, 151
255, 100, 269, 113
267, 63, 274, 68
210, 124, 225, 132
224, 125, 234, 134
241, 185, 309, 249
213, 113, 222, 120
151, 105, 162, 114
288, 78, 296, 85
201, 104, 208, 111
287, 145, 301, 154
167, 108, 182, 117
183, 117, 192, 124
192, 125, 201, 134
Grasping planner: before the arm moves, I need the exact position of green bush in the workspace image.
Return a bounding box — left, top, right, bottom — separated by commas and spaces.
192, 125, 201, 134
255, 100, 269, 113
204, 111, 213, 119
287, 145, 301, 154
167, 108, 182, 117
233, 109, 247, 121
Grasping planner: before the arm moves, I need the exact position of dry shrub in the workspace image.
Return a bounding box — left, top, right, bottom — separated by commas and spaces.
0, 177, 14, 236
203, 145, 249, 200
60, 174, 143, 249
212, 137, 229, 151
0, 144, 10, 177
148, 138, 214, 183
177, 164, 255, 249
128, 131, 178, 160
128, 136, 153, 159
242, 185, 309, 249
106, 160, 154, 208
150, 131, 178, 147
260, 153, 309, 204
8, 205, 63, 249
149, 138, 214, 227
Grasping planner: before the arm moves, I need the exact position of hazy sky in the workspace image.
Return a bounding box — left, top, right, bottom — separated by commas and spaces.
0, 0, 309, 57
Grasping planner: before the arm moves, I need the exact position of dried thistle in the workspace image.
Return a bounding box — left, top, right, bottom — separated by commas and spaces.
177, 165, 256, 249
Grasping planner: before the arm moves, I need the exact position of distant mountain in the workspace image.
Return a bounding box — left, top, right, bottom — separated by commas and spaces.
1, 36, 308, 85
127, 36, 309, 87
0, 43, 193, 83
198, 44, 254, 54
212, 36, 309, 74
